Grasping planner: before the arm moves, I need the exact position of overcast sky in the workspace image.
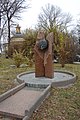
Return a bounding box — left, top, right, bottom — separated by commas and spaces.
19, 0, 80, 30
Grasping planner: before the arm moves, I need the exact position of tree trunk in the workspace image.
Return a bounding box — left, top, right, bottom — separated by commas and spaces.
8, 18, 10, 44
7, 18, 11, 57
61, 61, 65, 67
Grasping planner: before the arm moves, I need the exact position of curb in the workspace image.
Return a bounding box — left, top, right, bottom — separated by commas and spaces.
0, 83, 25, 102
23, 85, 51, 120
17, 70, 76, 88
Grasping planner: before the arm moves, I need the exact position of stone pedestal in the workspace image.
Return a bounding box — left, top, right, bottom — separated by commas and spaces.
45, 54, 54, 78
35, 51, 45, 77
34, 31, 54, 78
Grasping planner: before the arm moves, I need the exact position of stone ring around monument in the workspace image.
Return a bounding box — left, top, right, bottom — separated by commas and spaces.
17, 70, 76, 88
37, 39, 48, 50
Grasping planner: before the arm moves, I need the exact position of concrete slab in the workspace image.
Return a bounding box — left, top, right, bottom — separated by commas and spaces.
0, 86, 42, 119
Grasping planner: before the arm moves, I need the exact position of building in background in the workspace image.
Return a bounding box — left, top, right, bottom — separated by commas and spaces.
8, 24, 25, 57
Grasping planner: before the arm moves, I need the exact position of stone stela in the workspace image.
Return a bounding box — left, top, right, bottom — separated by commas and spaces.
34, 31, 54, 78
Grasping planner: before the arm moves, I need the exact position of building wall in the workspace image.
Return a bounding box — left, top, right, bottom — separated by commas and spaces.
9, 37, 25, 57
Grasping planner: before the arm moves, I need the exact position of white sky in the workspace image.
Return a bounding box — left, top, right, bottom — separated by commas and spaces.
19, 0, 80, 30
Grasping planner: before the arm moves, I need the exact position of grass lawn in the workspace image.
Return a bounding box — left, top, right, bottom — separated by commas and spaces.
0, 56, 80, 120
0, 55, 34, 94
30, 64, 80, 120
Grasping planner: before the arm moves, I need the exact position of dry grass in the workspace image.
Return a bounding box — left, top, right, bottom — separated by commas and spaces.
0, 55, 34, 94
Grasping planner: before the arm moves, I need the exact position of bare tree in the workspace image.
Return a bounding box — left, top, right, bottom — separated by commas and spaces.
0, 0, 9, 52
0, 0, 4, 52
0, 1, 1, 52
1, 0, 29, 45
38, 4, 72, 32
